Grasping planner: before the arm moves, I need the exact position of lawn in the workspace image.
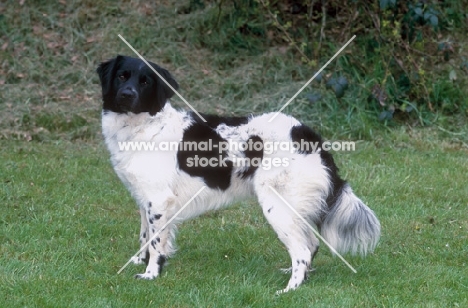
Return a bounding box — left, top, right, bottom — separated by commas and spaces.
1, 137, 467, 307
1, 0, 467, 307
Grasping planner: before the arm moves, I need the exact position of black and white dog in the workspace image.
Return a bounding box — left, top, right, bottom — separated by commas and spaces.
97, 55, 380, 293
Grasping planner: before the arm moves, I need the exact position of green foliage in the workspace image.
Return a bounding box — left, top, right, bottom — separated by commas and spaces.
325, 75, 349, 98
0, 0, 467, 142
379, 0, 397, 11
188, 0, 468, 126
193, 0, 267, 54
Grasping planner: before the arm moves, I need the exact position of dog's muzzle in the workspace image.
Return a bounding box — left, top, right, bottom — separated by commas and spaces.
117, 88, 138, 111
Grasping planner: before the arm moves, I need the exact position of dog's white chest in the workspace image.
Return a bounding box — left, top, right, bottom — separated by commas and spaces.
101, 105, 188, 188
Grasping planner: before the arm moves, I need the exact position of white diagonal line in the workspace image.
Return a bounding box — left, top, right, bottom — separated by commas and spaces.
268, 35, 356, 122
117, 186, 207, 274
268, 185, 357, 273
117, 34, 207, 122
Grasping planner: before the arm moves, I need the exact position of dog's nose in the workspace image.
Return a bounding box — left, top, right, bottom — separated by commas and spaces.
120, 88, 136, 100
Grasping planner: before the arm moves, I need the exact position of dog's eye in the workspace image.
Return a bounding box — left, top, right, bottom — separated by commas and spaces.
118, 74, 126, 81
140, 78, 149, 86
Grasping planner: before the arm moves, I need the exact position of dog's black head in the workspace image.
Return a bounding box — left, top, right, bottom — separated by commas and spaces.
97, 55, 179, 115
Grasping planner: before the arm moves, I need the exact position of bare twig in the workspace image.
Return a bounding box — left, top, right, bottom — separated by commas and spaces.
340, 9, 359, 41
307, 0, 319, 38
317, 0, 327, 57
216, 0, 224, 27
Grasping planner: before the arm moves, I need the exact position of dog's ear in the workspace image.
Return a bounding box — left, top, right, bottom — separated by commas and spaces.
150, 64, 179, 115
96, 55, 124, 97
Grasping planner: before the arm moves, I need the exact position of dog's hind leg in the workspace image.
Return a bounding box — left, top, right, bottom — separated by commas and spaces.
257, 190, 313, 294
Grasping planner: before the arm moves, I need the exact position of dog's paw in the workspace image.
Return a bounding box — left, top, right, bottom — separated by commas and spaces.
134, 272, 158, 280
275, 286, 296, 295
130, 256, 146, 265
275, 288, 289, 295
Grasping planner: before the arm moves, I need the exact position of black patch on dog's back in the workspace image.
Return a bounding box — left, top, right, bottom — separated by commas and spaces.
290, 125, 322, 154
196, 112, 249, 128
238, 135, 263, 179
177, 116, 236, 190
290, 125, 346, 210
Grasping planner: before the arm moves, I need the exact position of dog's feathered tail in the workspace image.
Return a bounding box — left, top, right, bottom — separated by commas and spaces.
321, 184, 380, 256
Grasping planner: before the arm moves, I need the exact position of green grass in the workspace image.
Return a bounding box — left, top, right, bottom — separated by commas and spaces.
1, 0, 468, 306
1, 138, 467, 307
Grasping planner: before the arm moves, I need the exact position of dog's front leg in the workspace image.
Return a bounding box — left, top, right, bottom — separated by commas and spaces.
135, 196, 175, 280
130, 207, 149, 265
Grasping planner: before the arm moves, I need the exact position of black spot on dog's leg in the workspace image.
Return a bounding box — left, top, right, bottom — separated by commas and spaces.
153, 214, 162, 220
142, 250, 149, 265
157, 255, 167, 275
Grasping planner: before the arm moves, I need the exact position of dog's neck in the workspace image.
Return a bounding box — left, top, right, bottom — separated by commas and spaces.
101, 102, 191, 143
